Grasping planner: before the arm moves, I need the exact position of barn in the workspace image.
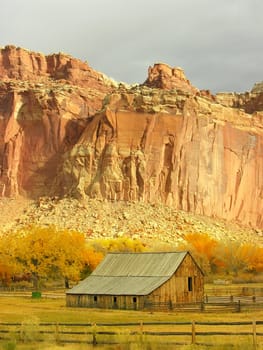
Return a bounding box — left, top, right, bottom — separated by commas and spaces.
66, 251, 204, 310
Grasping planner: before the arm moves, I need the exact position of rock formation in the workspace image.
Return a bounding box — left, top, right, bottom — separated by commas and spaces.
144, 63, 198, 94
0, 45, 115, 91
0, 46, 262, 229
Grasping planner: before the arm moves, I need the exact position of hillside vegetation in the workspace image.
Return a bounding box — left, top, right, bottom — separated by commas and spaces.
0, 197, 263, 288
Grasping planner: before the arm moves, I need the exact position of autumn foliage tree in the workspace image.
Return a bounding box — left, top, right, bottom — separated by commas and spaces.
180, 232, 263, 278
216, 242, 263, 276
0, 231, 24, 286
90, 237, 146, 254
0, 226, 90, 289
180, 233, 219, 274
0, 226, 146, 289
1, 225, 262, 288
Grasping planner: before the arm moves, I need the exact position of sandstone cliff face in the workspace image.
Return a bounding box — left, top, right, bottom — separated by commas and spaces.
0, 46, 262, 229
55, 87, 263, 228
0, 80, 102, 197
0, 46, 114, 197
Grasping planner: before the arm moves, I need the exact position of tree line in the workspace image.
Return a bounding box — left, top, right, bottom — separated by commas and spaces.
180, 232, 263, 278
0, 225, 145, 289
0, 226, 262, 289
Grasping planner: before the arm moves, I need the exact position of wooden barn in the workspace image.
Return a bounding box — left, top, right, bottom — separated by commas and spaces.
66, 251, 204, 310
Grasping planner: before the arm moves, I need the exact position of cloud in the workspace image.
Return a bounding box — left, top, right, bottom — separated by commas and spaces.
1, 0, 262, 92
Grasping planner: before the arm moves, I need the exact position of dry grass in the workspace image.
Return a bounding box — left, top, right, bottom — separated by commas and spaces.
0, 296, 263, 323
0, 296, 263, 350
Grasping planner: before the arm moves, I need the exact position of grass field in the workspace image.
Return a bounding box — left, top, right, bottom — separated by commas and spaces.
0, 296, 263, 349
1, 295, 263, 323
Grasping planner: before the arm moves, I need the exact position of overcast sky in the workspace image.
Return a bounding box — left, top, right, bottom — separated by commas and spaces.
1, 0, 262, 93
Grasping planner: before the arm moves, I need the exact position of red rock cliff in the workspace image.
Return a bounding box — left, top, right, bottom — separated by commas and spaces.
0, 45, 114, 91
144, 63, 198, 94
55, 87, 263, 228
0, 46, 262, 229
0, 46, 114, 197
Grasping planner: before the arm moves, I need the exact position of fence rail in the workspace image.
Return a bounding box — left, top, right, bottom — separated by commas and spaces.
205, 295, 263, 303
0, 320, 263, 347
0, 290, 263, 312
143, 300, 263, 313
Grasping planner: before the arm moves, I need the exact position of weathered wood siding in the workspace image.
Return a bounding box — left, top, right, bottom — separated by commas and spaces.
146, 253, 204, 304
66, 294, 144, 310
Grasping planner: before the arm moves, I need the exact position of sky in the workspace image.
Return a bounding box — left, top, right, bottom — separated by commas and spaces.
1, 0, 262, 93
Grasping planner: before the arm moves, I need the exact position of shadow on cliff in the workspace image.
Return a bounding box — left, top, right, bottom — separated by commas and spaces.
21, 118, 88, 199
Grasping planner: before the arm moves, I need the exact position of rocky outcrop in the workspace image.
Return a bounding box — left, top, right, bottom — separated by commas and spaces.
0, 46, 262, 229
143, 63, 198, 94
216, 82, 263, 114
252, 82, 263, 94
0, 45, 116, 91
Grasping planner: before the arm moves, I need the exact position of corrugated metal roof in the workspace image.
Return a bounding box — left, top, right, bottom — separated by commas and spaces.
67, 251, 188, 296
67, 276, 170, 295
93, 251, 188, 277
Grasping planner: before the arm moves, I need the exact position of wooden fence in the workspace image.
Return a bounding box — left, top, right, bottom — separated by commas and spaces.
0, 320, 263, 347
142, 300, 263, 313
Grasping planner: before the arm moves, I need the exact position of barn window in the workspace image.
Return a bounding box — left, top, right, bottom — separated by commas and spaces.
188, 277, 193, 292
94, 295, 97, 302
113, 296, 117, 303
133, 297, 137, 303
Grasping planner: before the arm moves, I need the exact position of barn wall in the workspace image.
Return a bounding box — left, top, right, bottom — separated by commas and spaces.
146, 253, 204, 305
66, 294, 144, 310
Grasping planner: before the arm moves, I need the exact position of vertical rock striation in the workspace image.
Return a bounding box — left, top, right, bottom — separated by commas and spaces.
0, 46, 262, 229
55, 87, 263, 228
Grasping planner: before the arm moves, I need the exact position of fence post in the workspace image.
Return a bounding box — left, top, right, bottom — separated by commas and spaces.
92, 323, 97, 346
55, 322, 60, 343
236, 300, 241, 312
252, 320, 257, 349
20, 322, 24, 342
191, 320, 196, 344
138, 320, 144, 344
200, 301, 204, 312
139, 320, 144, 335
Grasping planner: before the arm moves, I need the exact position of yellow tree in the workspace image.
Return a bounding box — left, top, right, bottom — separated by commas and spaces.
0, 232, 24, 286
180, 233, 219, 274
11, 226, 90, 289
80, 247, 104, 278
15, 226, 57, 290
50, 229, 91, 288
218, 242, 263, 275
92, 237, 146, 254
247, 246, 263, 273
